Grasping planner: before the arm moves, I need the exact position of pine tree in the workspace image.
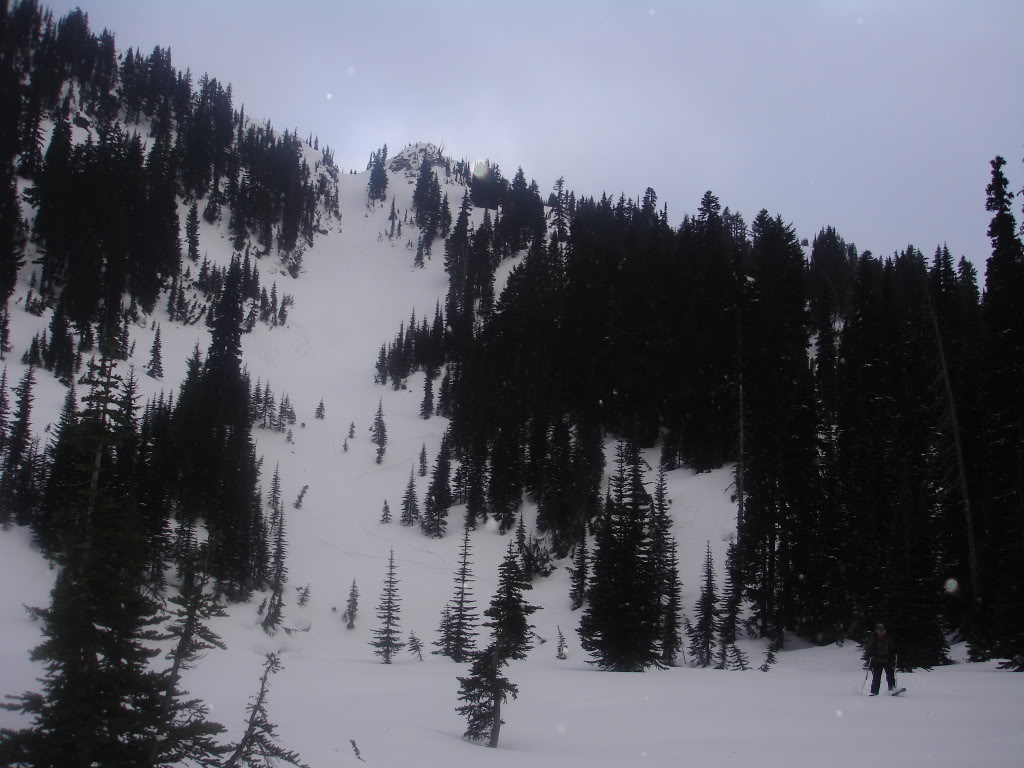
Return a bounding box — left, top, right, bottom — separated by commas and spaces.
420, 374, 434, 419
223, 654, 309, 768
716, 541, 749, 670
146, 551, 230, 767
348, 421, 355, 439
688, 541, 720, 668
401, 469, 419, 526
0, 365, 35, 524
186, 200, 200, 262
419, 442, 428, 477
408, 631, 424, 661
660, 536, 684, 667
370, 549, 403, 663
314, 398, 325, 419
370, 398, 386, 463
444, 524, 479, 662
556, 626, 567, 660
455, 543, 538, 748
568, 537, 588, 610
578, 440, 662, 671
422, 441, 452, 538
380, 499, 392, 524
147, 324, 164, 379
345, 578, 359, 630
434, 604, 454, 657
261, 465, 288, 635
0, 352, 165, 766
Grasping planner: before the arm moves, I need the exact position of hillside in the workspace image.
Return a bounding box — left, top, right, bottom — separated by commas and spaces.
2, 138, 1022, 767
2, 4, 1023, 766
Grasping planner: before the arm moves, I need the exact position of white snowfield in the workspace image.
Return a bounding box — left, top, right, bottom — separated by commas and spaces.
1, 143, 1021, 767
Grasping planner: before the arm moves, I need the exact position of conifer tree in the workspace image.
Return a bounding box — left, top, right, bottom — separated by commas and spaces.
380, 499, 392, 524
556, 626, 568, 660
419, 442, 428, 477
186, 200, 200, 262
261, 466, 288, 635
0, 365, 35, 524
715, 540, 748, 670
688, 541, 720, 668
578, 441, 661, 671
146, 551, 230, 767
0, 352, 164, 766
314, 398, 325, 419
401, 469, 419, 526
147, 324, 164, 379
422, 441, 452, 538
455, 543, 538, 748
568, 537, 588, 610
421, 374, 434, 419
660, 536, 684, 667
370, 549, 403, 663
408, 631, 425, 661
345, 578, 359, 629
434, 604, 454, 657
223, 654, 309, 768
443, 524, 479, 662
370, 398, 386, 463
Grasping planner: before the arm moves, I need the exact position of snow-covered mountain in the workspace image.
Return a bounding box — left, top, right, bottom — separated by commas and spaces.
1, 124, 1021, 768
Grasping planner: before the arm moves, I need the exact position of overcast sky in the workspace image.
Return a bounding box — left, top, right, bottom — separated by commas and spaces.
46, 0, 1024, 271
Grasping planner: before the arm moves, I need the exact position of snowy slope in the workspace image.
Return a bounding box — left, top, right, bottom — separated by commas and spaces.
1, 142, 1022, 768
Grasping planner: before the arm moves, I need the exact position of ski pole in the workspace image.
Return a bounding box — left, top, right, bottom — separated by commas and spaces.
860, 666, 869, 695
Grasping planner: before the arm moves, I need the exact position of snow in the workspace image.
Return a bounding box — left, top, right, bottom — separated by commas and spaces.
2, 147, 1022, 768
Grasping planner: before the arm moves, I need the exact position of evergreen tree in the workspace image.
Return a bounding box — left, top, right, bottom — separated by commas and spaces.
380, 498, 392, 524
408, 631, 424, 661
568, 537, 588, 611
556, 626, 568, 660
0, 352, 165, 767
370, 549, 404, 663
370, 398, 386, 464
186, 200, 200, 262
419, 442, 428, 477
0, 365, 35, 524
422, 440, 452, 538
716, 540, 749, 670
261, 465, 288, 635
222, 654, 309, 768
420, 374, 434, 419
578, 441, 661, 671
443, 524, 479, 662
147, 552, 230, 767
688, 541, 719, 668
401, 469, 419, 526
455, 543, 538, 748
345, 578, 358, 630
314, 398, 325, 420
147, 324, 164, 379
366, 144, 388, 203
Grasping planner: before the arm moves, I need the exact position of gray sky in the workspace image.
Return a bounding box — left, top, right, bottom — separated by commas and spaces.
47, 0, 1024, 270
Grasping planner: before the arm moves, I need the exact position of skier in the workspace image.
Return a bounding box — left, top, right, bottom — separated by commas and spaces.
864, 622, 896, 696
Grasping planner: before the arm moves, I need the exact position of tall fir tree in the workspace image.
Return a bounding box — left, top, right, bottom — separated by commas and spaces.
688, 541, 720, 668
370, 548, 404, 663
370, 398, 387, 464
455, 543, 538, 748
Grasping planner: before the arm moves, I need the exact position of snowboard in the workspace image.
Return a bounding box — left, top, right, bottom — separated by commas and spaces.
890, 687, 906, 696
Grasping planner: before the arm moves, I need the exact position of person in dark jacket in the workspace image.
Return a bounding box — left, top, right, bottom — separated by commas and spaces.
864, 623, 896, 695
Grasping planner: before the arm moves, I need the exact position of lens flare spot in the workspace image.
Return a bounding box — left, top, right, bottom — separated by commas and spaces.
944, 578, 959, 594
325, 92, 333, 102
473, 160, 488, 180
835, 709, 844, 718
